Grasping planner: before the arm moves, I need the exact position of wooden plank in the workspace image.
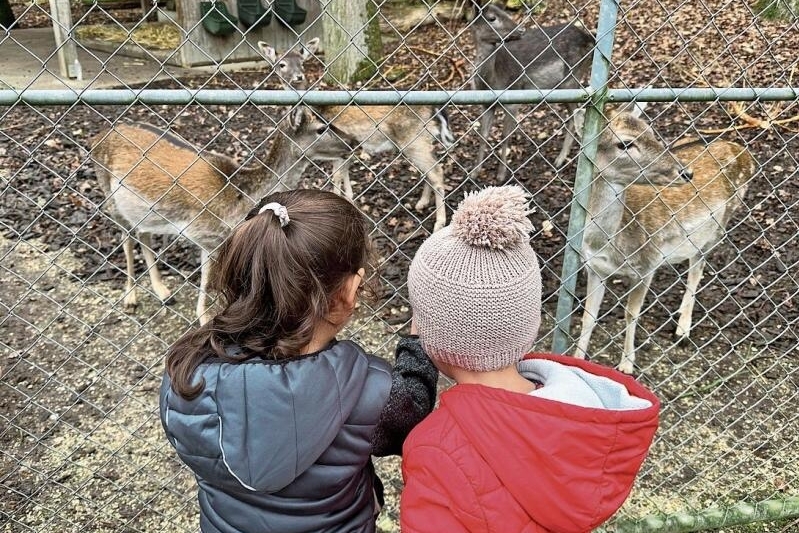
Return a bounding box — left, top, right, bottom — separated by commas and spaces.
49, 0, 81, 78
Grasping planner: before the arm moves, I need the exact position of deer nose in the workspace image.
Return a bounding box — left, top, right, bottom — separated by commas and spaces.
294, 74, 305, 82
680, 166, 694, 181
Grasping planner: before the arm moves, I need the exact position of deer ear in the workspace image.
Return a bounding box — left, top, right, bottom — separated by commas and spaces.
619, 85, 652, 118
302, 37, 320, 60
612, 100, 648, 119
289, 106, 308, 129
257, 41, 277, 64
630, 101, 648, 118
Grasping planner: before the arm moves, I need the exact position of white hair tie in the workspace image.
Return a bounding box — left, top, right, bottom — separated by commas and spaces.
259, 202, 290, 227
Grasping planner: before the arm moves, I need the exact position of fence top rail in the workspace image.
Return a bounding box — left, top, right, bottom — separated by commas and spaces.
0, 87, 797, 106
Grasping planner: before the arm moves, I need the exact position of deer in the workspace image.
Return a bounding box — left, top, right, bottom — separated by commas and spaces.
467, 1, 594, 181
318, 104, 454, 231
257, 40, 455, 231
574, 102, 756, 374
256, 37, 320, 90
90, 107, 356, 325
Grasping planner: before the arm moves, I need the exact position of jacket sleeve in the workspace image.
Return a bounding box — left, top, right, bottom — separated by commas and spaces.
370, 336, 438, 457
400, 445, 485, 532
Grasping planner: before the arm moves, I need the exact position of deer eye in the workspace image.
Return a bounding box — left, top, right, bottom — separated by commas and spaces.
616, 140, 636, 151
486, 14, 496, 22
279, 62, 287, 70
315, 125, 328, 134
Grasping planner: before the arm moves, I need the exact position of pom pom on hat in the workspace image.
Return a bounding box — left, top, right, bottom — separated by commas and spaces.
451, 185, 533, 250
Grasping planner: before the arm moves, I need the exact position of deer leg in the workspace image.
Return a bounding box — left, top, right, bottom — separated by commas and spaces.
122, 235, 138, 312
675, 255, 705, 340
553, 104, 579, 168
413, 173, 446, 232
576, 269, 606, 359
197, 249, 212, 325
331, 157, 353, 199
429, 169, 447, 232
468, 105, 496, 182
620, 274, 654, 375
414, 142, 437, 211
495, 103, 520, 182
415, 182, 434, 211
138, 233, 172, 303
408, 143, 448, 231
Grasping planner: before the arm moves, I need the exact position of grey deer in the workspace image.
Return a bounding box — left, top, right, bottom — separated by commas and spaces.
468, 1, 593, 181
90, 107, 355, 324
575, 103, 756, 374
258, 39, 455, 231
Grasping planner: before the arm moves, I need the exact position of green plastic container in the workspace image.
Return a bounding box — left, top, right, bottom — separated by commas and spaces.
199, 1, 238, 36
274, 0, 306, 26
238, 0, 271, 29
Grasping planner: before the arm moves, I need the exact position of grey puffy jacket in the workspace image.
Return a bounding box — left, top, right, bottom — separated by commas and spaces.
160, 337, 437, 533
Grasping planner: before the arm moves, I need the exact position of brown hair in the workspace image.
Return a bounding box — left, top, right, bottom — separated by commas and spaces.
165, 189, 374, 399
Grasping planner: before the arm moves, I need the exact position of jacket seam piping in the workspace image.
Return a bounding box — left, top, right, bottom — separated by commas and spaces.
218, 415, 257, 491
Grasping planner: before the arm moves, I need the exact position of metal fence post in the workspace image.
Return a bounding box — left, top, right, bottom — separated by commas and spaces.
550, 0, 620, 354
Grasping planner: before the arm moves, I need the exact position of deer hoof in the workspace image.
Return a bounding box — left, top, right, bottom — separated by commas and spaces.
674, 322, 691, 340
617, 360, 635, 375
153, 286, 173, 303
122, 292, 138, 313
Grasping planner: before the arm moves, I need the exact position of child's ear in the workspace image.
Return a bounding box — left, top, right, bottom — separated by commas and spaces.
330, 269, 364, 321
342, 268, 365, 308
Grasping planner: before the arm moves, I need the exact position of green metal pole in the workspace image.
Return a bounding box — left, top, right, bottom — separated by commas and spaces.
550, 0, 620, 354
1, 87, 797, 106
598, 496, 799, 533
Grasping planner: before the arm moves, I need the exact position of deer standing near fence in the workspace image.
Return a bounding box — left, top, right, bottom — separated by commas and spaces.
575, 103, 756, 374
257, 39, 455, 231
257, 37, 320, 90
468, 1, 593, 181
90, 108, 355, 324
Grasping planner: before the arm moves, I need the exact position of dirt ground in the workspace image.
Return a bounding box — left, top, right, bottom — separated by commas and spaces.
1, 0, 798, 532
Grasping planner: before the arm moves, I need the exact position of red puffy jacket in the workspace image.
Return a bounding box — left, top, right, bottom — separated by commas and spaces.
400, 354, 659, 533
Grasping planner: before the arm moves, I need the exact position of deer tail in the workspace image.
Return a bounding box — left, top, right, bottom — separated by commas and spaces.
433, 105, 455, 149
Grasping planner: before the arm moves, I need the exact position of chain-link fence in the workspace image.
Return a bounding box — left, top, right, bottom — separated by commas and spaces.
1, 0, 798, 531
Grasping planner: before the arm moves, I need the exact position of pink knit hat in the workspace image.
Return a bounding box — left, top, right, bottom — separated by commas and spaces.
408, 186, 542, 372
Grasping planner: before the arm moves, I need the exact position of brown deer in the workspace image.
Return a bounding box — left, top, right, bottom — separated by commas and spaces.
256, 41, 455, 231
90, 108, 355, 324
257, 38, 320, 90
467, 1, 594, 181
575, 103, 756, 374
319, 104, 454, 231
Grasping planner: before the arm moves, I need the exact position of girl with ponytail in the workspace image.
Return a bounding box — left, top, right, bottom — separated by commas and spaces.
160, 188, 438, 533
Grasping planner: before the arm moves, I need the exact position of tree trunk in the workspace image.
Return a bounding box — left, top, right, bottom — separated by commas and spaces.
321, 0, 382, 85
0, 0, 17, 29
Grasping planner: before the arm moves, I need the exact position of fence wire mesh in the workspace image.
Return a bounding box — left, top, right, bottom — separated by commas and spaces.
1, 0, 798, 532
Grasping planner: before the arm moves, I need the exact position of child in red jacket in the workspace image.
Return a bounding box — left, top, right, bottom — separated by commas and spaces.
401, 185, 660, 533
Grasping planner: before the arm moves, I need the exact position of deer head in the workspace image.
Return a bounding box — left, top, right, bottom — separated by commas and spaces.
470, 3, 525, 45
257, 38, 320, 90
596, 102, 693, 187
